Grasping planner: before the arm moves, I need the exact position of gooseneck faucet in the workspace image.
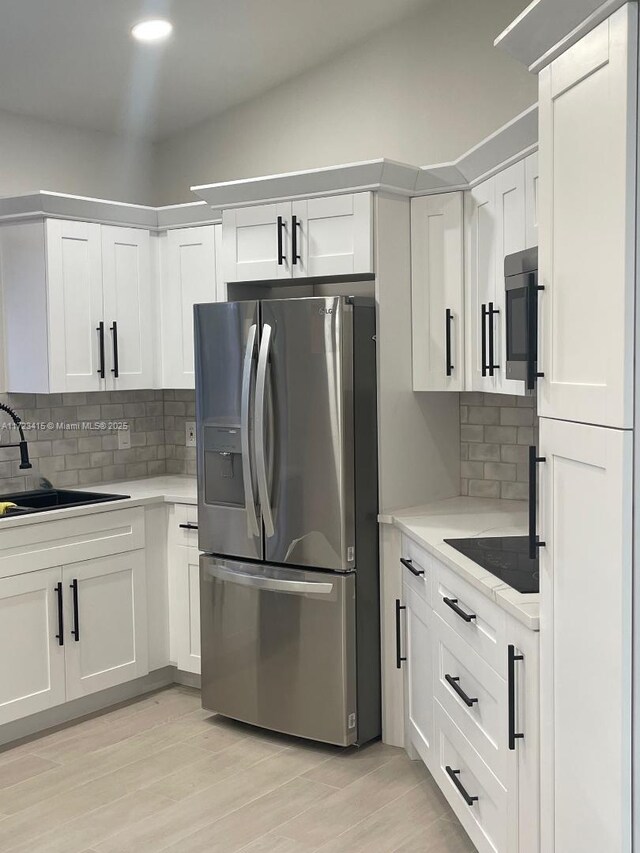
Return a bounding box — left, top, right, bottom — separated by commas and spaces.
0, 403, 32, 469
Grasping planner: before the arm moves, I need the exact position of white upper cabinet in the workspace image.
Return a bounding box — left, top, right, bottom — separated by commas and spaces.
1, 218, 156, 394
101, 226, 154, 391
539, 416, 632, 853
465, 155, 537, 396
411, 193, 464, 391
291, 193, 373, 278
222, 193, 373, 283
538, 6, 636, 428
160, 224, 220, 389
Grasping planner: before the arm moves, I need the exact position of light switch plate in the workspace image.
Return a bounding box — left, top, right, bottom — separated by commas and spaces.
118, 427, 131, 450
186, 421, 196, 447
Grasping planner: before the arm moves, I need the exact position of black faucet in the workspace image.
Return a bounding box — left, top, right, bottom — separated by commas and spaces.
0, 403, 32, 469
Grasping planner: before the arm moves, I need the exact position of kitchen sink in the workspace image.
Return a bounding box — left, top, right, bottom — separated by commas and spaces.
0, 488, 130, 516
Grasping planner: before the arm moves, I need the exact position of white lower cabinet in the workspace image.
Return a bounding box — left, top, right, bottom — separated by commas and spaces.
0, 567, 66, 726
63, 551, 149, 700
169, 504, 201, 675
400, 538, 539, 852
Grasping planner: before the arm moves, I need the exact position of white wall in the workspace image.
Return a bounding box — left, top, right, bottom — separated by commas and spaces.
0, 109, 154, 204
154, 0, 536, 204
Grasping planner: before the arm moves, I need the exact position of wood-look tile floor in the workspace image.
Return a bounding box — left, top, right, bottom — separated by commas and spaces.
0, 687, 476, 853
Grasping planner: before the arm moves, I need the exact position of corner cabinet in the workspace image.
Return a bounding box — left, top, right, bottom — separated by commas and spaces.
399, 539, 539, 853
1, 218, 155, 393
160, 224, 222, 389
411, 193, 464, 391
222, 192, 373, 282
537, 6, 636, 428
465, 153, 538, 396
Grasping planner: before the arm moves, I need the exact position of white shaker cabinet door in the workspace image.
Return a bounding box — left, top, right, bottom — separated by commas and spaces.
403, 583, 435, 769
161, 225, 217, 389
0, 567, 66, 725
222, 203, 292, 282
46, 219, 104, 393
524, 153, 539, 250
101, 226, 155, 391
172, 547, 201, 675
63, 551, 148, 700
539, 417, 632, 853
411, 193, 464, 391
291, 193, 373, 278
538, 6, 637, 428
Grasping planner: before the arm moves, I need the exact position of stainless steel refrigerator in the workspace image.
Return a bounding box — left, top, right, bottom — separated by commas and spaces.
194, 295, 380, 747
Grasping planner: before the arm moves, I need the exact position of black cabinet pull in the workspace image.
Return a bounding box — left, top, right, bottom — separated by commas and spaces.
525, 273, 544, 390
488, 302, 500, 375
445, 674, 478, 707
445, 766, 478, 806
277, 216, 286, 266
96, 321, 105, 379
445, 308, 454, 376
70, 579, 80, 642
443, 597, 476, 623
528, 446, 546, 559
110, 321, 119, 378
395, 599, 406, 669
481, 303, 488, 377
508, 644, 525, 750
54, 582, 64, 647
179, 523, 198, 530
292, 215, 301, 265
400, 557, 424, 578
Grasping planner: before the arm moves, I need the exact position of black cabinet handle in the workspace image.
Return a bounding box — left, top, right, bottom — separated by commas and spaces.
525, 273, 545, 390
277, 216, 286, 265
400, 557, 424, 578
508, 644, 525, 750
70, 579, 80, 642
96, 321, 105, 379
54, 582, 64, 646
445, 674, 478, 707
395, 599, 406, 669
110, 321, 119, 378
443, 597, 476, 623
488, 302, 500, 375
292, 215, 301, 265
445, 308, 454, 376
445, 766, 478, 806
528, 446, 546, 559
179, 523, 198, 530
481, 303, 488, 377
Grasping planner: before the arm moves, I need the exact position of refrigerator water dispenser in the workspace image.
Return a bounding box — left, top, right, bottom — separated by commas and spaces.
203, 425, 245, 507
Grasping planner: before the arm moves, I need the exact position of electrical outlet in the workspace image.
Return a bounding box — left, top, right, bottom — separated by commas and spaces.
118, 427, 131, 450
185, 421, 196, 447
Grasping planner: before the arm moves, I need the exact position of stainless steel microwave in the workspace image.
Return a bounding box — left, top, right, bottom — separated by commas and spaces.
505, 247, 540, 390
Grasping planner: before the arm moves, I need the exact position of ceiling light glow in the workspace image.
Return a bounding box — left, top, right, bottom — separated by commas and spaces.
131, 19, 173, 43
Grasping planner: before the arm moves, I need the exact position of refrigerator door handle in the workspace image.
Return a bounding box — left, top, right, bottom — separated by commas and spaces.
255, 322, 275, 537
205, 562, 334, 595
241, 324, 260, 538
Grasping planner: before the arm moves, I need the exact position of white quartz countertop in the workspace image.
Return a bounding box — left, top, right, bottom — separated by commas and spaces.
381, 497, 539, 630
0, 475, 197, 531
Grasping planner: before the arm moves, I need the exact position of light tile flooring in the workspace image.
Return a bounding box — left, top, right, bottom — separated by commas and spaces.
0, 687, 475, 853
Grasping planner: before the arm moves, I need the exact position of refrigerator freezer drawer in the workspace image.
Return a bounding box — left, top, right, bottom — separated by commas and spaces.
200, 556, 358, 746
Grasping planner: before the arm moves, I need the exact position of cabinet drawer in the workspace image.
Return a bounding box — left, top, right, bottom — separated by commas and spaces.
434, 561, 507, 677
434, 612, 510, 784
400, 536, 432, 605
173, 504, 199, 548
434, 701, 510, 853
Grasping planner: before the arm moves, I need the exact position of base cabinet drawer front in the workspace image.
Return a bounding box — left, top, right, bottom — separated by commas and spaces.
172, 504, 199, 548
63, 551, 149, 700
403, 582, 435, 766
400, 536, 433, 605
0, 568, 66, 725
435, 701, 512, 853
434, 612, 510, 785
434, 563, 507, 677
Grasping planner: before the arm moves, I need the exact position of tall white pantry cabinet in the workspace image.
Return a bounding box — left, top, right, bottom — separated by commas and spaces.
535, 6, 637, 852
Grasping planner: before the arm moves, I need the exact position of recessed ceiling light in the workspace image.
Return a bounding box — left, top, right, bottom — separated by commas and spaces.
131, 19, 173, 43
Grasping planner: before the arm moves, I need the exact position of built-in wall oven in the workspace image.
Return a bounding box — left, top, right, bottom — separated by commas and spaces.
504, 246, 540, 390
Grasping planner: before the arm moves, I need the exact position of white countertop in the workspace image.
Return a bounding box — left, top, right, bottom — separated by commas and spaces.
381, 497, 539, 630
0, 475, 197, 531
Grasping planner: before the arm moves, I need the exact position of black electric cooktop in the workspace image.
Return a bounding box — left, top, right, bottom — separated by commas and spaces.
443, 536, 539, 594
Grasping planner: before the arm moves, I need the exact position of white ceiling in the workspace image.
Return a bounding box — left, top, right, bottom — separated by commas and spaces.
0, 0, 434, 141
